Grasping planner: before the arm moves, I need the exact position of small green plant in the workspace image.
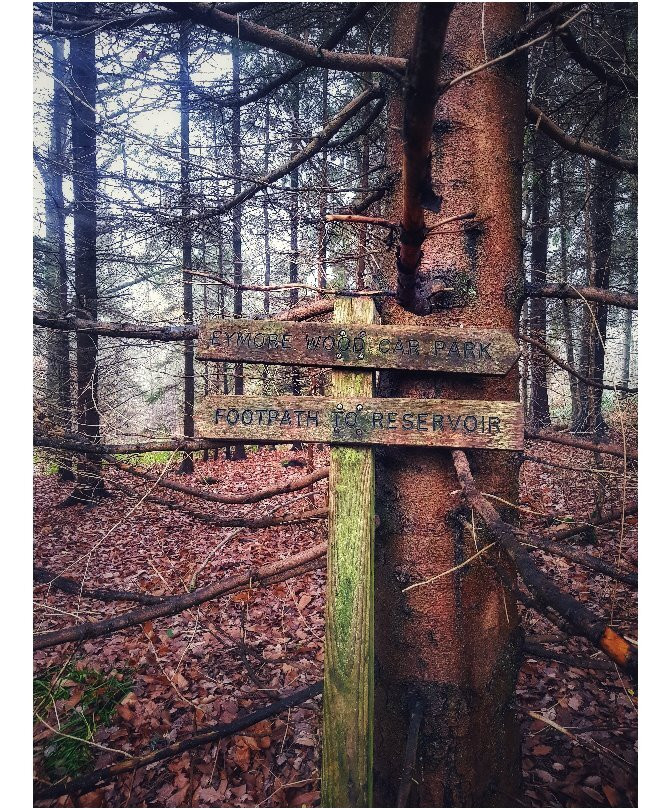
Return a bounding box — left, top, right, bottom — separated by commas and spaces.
34, 664, 133, 779
33, 450, 61, 476
114, 450, 174, 467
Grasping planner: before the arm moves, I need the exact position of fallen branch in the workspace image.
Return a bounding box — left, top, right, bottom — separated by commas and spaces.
34, 542, 327, 650
273, 298, 336, 321
35, 555, 326, 609
521, 334, 637, 393
33, 311, 199, 341
35, 434, 250, 455
543, 503, 638, 542
189, 269, 394, 297
111, 480, 327, 529
33, 681, 323, 800
451, 450, 637, 676
522, 535, 637, 587
34, 567, 162, 605
525, 282, 638, 309
526, 103, 637, 174
524, 641, 615, 672
526, 710, 635, 772
109, 457, 329, 506
396, 700, 424, 808
525, 430, 637, 461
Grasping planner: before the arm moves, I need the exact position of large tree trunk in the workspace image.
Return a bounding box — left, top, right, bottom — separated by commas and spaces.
45, 37, 74, 480
179, 22, 195, 474
527, 127, 552, 429
374, 5, 525, 806
231, 39, 246, 460
67, 18, 106, 504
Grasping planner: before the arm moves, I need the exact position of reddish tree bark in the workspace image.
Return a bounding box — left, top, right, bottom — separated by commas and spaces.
374, 5, 526, 806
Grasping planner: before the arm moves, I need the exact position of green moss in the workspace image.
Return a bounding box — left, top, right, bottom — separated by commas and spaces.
34, 663, 133, 779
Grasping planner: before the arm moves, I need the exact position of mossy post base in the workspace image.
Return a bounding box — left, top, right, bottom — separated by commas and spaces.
322, 298, 375, 808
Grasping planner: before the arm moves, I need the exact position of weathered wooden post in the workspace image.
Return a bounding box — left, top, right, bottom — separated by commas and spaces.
194, 301, 522, 808
321, 297, 376, 808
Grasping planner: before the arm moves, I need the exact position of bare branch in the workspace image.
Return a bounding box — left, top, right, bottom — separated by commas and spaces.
527, 103, 637, 174
525, 282, 638, 309
558, 27, 637, 94
179, 87, 383, 223
525, 430, 637, 461
521, 334, 637, 393
165, 3, 407, 75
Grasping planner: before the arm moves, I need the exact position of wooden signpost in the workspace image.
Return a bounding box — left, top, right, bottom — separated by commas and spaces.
194, 303, 521, 808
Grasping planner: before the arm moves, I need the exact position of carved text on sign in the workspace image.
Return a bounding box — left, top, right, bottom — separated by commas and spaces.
195, 395, 523, 450
197, 319, 519, 375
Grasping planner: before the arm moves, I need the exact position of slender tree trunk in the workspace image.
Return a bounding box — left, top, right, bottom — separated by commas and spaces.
231, 39, 246, 460
356, 131, 370, 291
557, 161, 579, 425
261, 98, 275, 449
46, 37, 74, 480
67, 16, 106, 504
179, 22, 195, 474
317, 69, 328, 292
590, 87, 621, 437
374, 6, 525, 806
574, 159, 597, 435
289, 82, 302, 448
620, 257, 636, 395
527, 128, 551, 429
262, 98, 272, 394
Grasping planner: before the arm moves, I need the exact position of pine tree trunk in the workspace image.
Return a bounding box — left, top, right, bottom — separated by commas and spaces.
557, 161, 579, 426
67, 17, 105, 504
527, 128, 551, 429
289, 82, 302, 447
179, 22, 195, 474
590, 87, 621, 437
46, 37, 74, 480
231, 39, 246, 460
620, 260, 636, 396
374, 6, 525, 806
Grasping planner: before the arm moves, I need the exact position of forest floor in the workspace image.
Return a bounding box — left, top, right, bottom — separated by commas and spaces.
33, 429, 637, 808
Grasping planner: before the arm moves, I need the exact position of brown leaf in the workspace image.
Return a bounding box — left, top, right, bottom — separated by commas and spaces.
602, 785, 622, 807
289, 791, 320, 807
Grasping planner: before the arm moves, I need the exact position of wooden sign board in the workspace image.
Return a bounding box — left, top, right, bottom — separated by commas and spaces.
195, 395, 523, 450
197, 318, 519, 375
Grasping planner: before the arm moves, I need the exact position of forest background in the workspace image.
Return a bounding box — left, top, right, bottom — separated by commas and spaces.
11, 1, 670, 806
